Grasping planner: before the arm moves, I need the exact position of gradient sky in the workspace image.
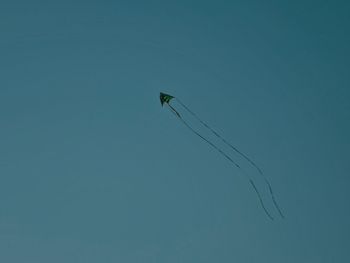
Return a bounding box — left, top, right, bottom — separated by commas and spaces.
1, 1, 350, 262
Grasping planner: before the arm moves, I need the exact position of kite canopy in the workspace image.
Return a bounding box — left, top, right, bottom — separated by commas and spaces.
160, 92, 175, 106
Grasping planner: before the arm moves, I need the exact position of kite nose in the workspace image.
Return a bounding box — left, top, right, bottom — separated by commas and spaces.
160, 93, 164, 106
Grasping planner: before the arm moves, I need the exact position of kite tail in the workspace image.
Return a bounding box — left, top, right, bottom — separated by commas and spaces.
265, 179, 285, 218
168, 104, 182, 119
176, 98, 284, 219
166, 104, 274, 221
249, 179, 274, 221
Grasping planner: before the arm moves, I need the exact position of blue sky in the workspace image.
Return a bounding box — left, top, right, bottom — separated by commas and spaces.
1, 1, 350, 262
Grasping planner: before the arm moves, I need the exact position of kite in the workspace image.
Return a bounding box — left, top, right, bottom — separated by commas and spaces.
160, 92, 284, 220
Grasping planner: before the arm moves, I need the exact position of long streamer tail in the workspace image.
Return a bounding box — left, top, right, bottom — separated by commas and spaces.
166, 104, 274, 220
175, 98, 285, 219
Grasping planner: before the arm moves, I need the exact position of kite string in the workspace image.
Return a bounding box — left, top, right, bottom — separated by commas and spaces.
175, 98, 285, 219
166, 104, 274, 221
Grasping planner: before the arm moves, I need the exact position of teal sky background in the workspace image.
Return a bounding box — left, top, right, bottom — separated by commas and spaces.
1, 1, 350, 262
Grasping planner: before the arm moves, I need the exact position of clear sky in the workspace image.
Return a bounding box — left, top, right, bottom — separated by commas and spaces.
1, 1, 349, 262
